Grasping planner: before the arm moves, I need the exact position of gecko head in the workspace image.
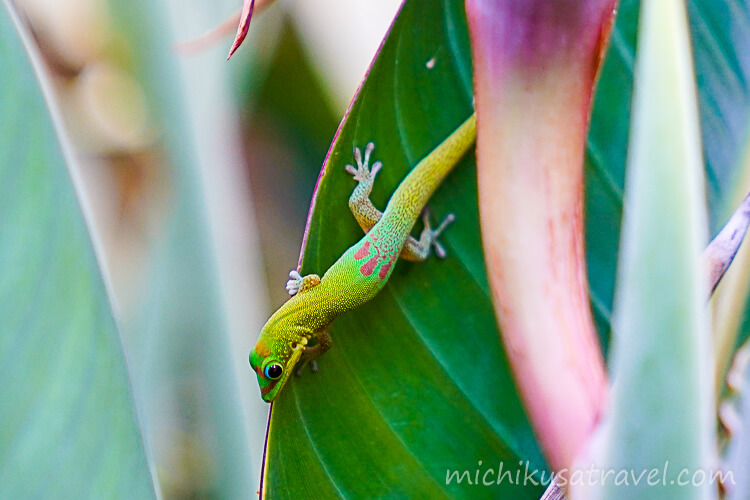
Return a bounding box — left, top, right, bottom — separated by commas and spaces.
249, 336, 306, 403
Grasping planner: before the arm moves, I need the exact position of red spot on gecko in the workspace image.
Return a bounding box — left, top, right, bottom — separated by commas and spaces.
378, 260, 392, 280
360, 255, 379, 276
354, 240, 371, 260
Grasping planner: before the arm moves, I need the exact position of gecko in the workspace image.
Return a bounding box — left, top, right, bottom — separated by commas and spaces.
249, 113, 477, 402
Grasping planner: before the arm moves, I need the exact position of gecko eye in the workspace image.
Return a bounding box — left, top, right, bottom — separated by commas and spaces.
264, 363, 283, 380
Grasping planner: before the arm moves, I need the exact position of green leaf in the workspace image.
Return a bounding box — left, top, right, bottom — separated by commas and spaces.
0, 2, 156, 497
264, 1, 544, 498
262, 0, 750, 497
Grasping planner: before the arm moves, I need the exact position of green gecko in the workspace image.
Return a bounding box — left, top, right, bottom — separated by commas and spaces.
249, 113, 477, 402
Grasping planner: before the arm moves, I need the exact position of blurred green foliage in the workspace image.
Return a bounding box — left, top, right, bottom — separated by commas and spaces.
0, 3, 155, 497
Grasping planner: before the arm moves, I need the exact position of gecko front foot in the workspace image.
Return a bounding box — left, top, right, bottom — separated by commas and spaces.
294, 330, 332, 376
422, 209, 455, 259
286, 270, 303, 295
345, 142, 382, 188
286, 270, 321, 296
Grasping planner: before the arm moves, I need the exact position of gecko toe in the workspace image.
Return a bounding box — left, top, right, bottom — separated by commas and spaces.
286, 270, 303, 296
435, 213, 455, 233
433, 240, 447, 259
347, 143, 381, 185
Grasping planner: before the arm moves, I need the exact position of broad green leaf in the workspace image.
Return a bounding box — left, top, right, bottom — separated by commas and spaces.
261, 0, 750, 498
583, 0, 715, 497
0, 2, 155, 497
265, 1, 544, 498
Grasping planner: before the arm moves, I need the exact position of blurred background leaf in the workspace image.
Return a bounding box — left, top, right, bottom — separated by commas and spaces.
105, 0, 276, 496
585, 1, 715, 497
0, 1, 156, 497
240, 17, 341, 308
586, 0, 750, 357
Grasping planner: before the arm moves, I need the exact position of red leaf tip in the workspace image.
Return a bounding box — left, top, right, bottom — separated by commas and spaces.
227, 0, 255, 60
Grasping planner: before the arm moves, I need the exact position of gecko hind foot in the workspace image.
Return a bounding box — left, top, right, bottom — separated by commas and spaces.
423, 209, 455, 259
345, 142, 382, 186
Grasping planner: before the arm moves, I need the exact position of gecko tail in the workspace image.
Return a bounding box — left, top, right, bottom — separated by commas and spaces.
385, 113, 477, 229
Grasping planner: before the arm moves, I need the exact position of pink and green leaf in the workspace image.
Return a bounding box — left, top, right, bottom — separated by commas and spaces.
466, 0, 616, 470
